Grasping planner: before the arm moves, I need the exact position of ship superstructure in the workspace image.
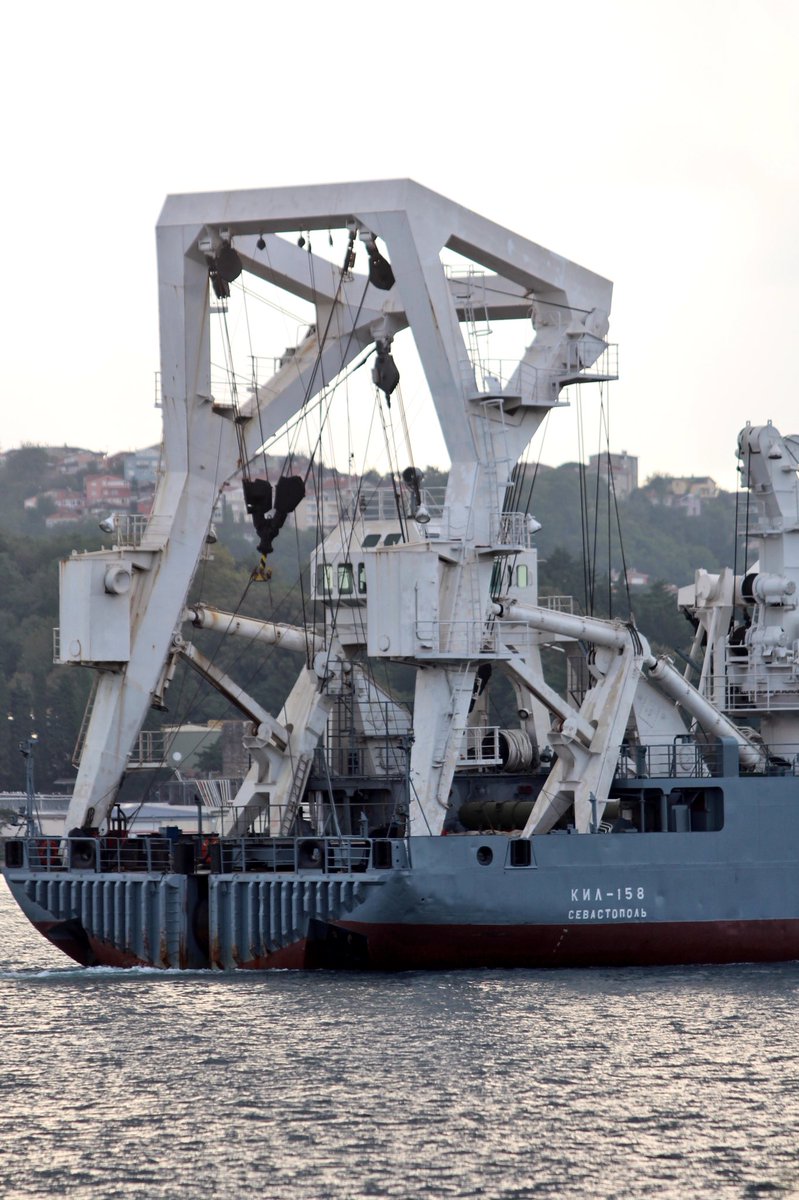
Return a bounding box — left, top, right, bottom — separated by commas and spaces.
6, 182, 799, 970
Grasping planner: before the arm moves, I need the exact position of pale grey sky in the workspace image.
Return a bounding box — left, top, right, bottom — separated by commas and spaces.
2, 0, 797, 489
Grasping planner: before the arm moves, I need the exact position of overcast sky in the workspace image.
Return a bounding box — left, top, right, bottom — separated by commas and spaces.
2, 0, 797, 490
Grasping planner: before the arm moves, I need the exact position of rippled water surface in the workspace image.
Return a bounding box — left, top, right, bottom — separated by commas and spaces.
2, 879, 799, 1198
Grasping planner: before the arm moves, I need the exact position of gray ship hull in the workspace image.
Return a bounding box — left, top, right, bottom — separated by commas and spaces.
5, 774, 799, 970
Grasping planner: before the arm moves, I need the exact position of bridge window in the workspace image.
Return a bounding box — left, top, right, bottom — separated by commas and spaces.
358, 563, 367, 594
316, 563, 333, 594
516, 564, 530, 588
384, 532, 403, 546
338, 563, 354, 595
362, 533, 380, 548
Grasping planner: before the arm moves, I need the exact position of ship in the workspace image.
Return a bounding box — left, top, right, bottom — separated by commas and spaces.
5, 180, 799, 971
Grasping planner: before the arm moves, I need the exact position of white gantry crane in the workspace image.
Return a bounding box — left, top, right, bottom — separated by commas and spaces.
58, 180, 619, 837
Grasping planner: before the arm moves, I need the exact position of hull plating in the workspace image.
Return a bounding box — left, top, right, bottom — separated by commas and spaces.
7, 787, 799, 971
237, 919, 799, 971
20, 911, 799, 972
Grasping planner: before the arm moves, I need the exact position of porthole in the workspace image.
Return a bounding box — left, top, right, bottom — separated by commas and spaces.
476, 846, 493, 866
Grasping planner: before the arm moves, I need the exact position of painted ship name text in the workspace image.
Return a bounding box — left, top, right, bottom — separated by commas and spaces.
568, 885, 648, 922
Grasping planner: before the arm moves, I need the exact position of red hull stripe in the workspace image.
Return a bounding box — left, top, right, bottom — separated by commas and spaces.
31, 918, 799, 971
240, 919, 799, 971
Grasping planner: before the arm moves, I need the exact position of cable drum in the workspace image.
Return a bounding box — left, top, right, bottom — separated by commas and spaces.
458, 798, 535, 832
495, 729, 536, 772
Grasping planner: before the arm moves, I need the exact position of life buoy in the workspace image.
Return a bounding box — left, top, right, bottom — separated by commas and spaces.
199, 837, 219, 869
37, 838, 60, 867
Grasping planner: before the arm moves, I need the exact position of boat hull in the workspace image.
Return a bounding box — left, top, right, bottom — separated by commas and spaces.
227, 914, 799, 970
11, 902, 799, 972
6, 778, 799, 970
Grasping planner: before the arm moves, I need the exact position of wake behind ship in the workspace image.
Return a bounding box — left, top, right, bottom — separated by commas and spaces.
5, 181, 799, 970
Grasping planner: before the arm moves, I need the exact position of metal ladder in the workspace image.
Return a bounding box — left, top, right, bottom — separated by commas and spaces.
279, 753, 314, 835
458, 267, 492, 386
71, 674, 100, 768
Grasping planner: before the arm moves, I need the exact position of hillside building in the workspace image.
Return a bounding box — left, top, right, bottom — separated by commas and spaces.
642, 475, 719, 517
84, 474, 132, 510
588, 451, 638, 498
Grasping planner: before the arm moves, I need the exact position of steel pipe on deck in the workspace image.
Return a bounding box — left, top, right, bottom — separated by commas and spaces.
187, 605, 323, 655
645, 656, 766, 771
497, 600, 641, 652
500, 599, 766, 772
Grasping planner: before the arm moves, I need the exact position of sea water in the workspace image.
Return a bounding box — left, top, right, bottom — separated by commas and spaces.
1, 878, 798, 1200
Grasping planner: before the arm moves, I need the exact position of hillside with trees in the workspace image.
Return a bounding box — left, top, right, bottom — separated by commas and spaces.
0, 511, 315, 795
523, 462, 741, 592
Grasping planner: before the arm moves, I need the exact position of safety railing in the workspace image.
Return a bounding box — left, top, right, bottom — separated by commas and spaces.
616, 740, 717, 780
218, 836, 392, 874
4, 834, 409, 875
413, 616, 557, 659
414, 619, 500, 658
539, 594, 576, 614
131, 729, 168, 766
615, 739, 799, 780
707, 651, 799, 714
127, 730, 175, 769
562, 340, 619, 382
458, 727, 504, 768
343, 486, 447, 523
110, 513, 173, 550
3, 835, 175, 874
97, 837, 172, 872
489, 512, 538, 548
464, 344, 618, 404
468, 360, 556, 405
745, 743, 799, 775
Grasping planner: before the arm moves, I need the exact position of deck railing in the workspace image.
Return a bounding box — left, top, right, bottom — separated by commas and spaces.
3, 834, 408, 876
616, 739, 799, 779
